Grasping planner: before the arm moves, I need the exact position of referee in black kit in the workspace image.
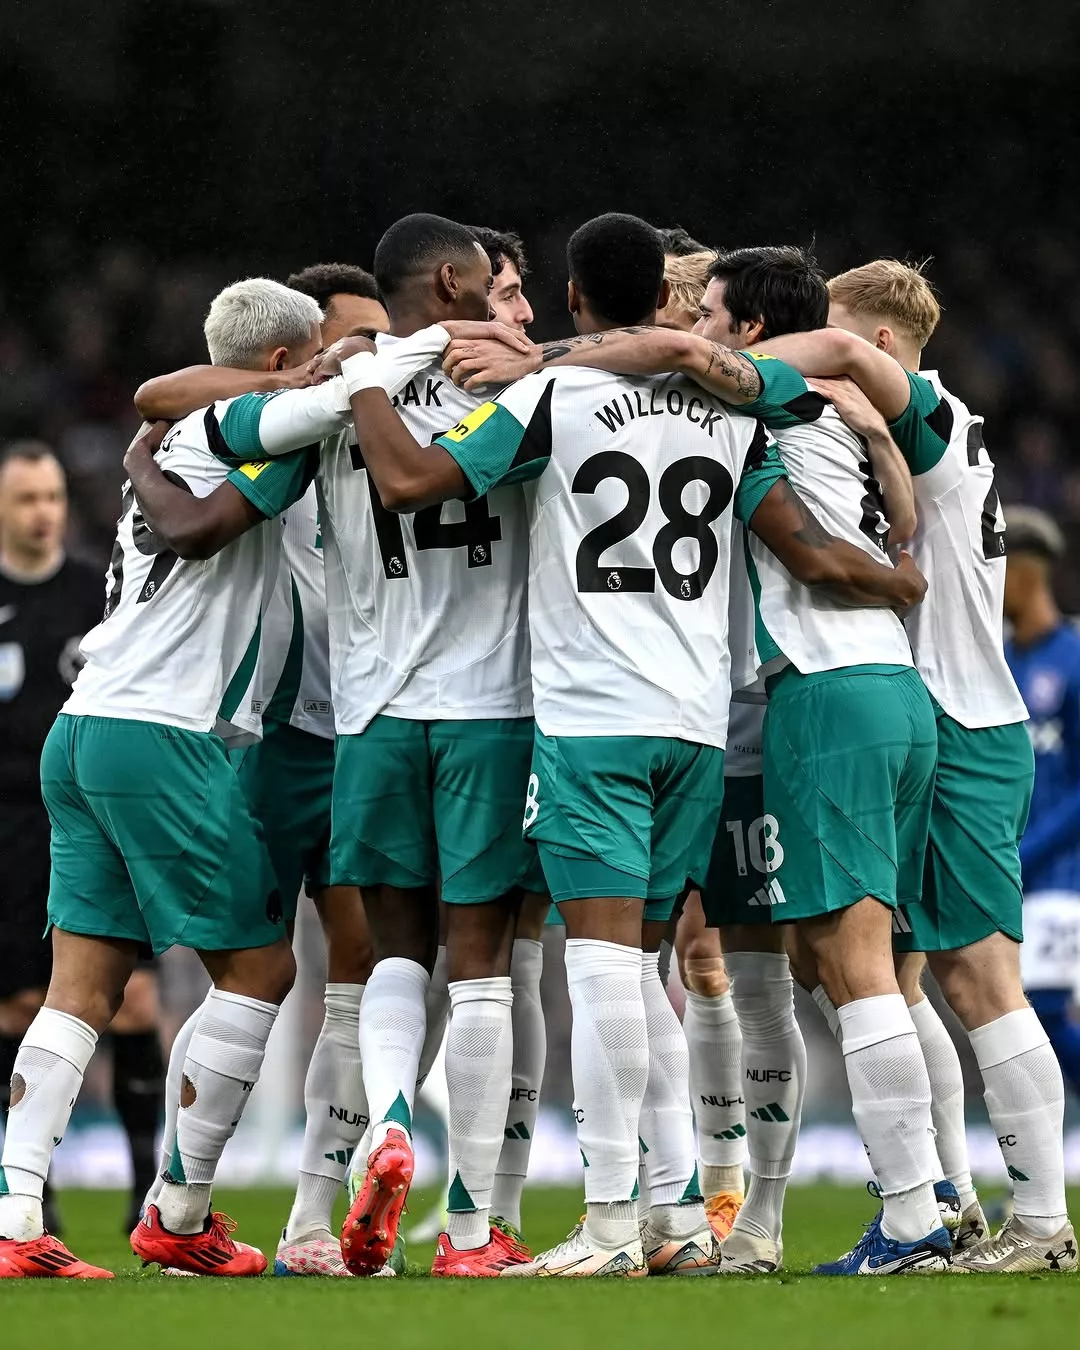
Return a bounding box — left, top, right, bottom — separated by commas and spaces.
0, 440, 164, 1231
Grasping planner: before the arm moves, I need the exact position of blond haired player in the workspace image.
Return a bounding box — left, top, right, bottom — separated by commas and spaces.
656, 251, 717, 332
756, 260, 1074, 1274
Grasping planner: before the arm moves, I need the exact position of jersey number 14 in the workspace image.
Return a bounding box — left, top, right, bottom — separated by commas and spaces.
366, 469, 502, 578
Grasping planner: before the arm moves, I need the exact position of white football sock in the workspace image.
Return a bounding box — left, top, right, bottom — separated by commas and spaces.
683, 989, 745, 1192
285, 983, 366, 1242
492, 938, 545, 1230
0, 1009, 98, 1241
639, 951, 700, 1211
811, 984, 842, 1041
156, 990, 278, 1235
565, 939, 648, 1247
838, 994, 939, 1243
727, 952, 806, 1244
145, 992, 208, 1211
444, 976, 514, 1251
359, 957, 429, 1151
970, 1008, 1067, 1235
909, 996, 975, 1205
416, 945, 449, 1090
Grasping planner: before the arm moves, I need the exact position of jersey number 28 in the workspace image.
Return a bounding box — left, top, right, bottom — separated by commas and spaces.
573, 451, 733, 601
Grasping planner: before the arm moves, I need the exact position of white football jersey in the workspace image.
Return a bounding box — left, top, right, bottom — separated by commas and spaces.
436, 366, 787, 748
725, 682, 766, 778
748, 405, 913, 675
319, 333, 533, 734
892, 370, 1027, 729
229, 484, 334, 742
64, 407, 313, 734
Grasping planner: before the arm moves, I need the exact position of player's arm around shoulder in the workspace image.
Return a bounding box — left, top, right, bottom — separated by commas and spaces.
123, 420, 265, 561
134, 364, 308, 421
345, 321, 535, 512
749, 328, 913, 423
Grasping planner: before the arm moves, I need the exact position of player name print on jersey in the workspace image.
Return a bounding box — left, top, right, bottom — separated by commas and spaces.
316, 337, 533, 734
436, 365, 786, 747
591, 385, 729, 437
391, 377, 449, 410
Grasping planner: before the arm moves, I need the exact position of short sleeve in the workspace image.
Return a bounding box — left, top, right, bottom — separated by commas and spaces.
225, 448, 317, 519
887, 371, 951, 474
734, 352, 827, 429
733, 420, 788, 523
435, 375, 554, 499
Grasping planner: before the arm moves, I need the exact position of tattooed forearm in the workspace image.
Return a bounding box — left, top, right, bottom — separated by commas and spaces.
540, 327, 652, 364
541, 334, 603, 362
701, 343, 763, 400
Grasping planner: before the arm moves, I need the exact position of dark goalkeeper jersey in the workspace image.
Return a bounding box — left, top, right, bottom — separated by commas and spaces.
0, 555, 103, 790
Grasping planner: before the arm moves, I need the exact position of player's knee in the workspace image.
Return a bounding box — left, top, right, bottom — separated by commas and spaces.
316, 886, 375, 983
681, 954, 729, 997
515, 891, 551, 942
258, 941, 297, 1005
783, 922, 824, 993
113, 969, 159, 1032
931, 945, 1027, 1033
206, 940, 297, 1006
894, 951, 928, 1006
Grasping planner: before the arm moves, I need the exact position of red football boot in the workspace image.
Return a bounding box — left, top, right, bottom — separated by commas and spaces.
340, 1128, 414, 1276
130, 1204, 266, 1276
431, 1224, 530, 1277
0, 1233, 113, 1279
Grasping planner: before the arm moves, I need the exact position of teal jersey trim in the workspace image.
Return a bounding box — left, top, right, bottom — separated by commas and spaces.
218, 612, 262, 724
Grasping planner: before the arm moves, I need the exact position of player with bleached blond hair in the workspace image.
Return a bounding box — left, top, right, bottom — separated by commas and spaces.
656, 251, 718, 333
756, 258, 1075, 1274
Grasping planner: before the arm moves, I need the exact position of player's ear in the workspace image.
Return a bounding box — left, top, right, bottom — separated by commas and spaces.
267, 345, 290, 371
436, 262, 456, 304
744, 316, 766, 346
567, 279, 580, 316
875, 325, 893, 353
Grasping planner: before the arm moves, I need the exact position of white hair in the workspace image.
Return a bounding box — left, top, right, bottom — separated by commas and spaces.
203, 278, 323, 368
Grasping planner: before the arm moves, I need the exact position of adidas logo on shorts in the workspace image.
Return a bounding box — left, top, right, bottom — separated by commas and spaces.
747, 879, 786, 908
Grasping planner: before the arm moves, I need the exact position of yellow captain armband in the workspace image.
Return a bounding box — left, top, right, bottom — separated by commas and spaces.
441, 402, 499, 443
237, 460, 271, 480
744, 351, 779, 362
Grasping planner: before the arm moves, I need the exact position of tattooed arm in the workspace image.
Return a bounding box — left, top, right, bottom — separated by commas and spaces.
747, 478, 926, 609
443, 325, 764, 403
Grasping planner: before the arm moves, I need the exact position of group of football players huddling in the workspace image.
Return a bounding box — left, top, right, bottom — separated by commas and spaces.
0, 211, 1074, 1282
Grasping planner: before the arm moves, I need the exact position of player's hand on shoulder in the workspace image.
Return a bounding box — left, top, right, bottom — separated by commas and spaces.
123, 419, 170, 476
444, 334, 541, 390
891, 549, 927, 616
808, 375, 889, 439
442, 319, 532, 352
308, 336, 379, 384
276, 362, 316, 390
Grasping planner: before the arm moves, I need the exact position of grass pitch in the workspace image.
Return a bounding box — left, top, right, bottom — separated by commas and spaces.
2, 1185, 1076, 1350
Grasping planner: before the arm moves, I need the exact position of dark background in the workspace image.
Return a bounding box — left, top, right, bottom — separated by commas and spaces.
2, 0, 1079, 588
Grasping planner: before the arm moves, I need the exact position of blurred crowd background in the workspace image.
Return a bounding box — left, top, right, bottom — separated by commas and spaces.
2, 0, 1079, 1173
